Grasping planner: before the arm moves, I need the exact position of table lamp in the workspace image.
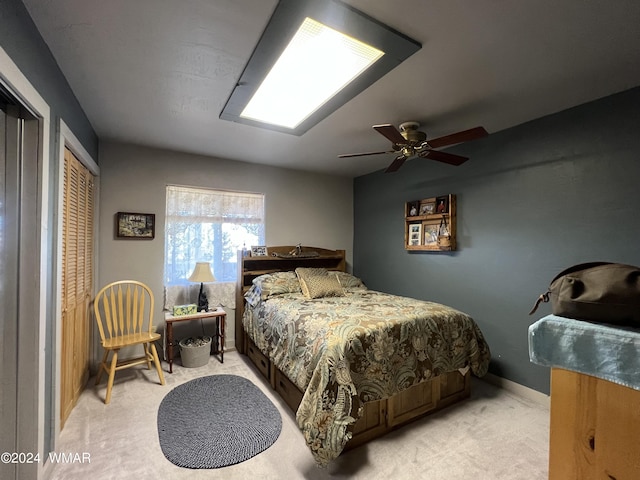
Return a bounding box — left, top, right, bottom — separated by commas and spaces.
188, 262, 216, 312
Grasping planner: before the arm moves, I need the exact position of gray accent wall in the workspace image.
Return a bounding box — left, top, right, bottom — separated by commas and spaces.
353, 87, 640, 394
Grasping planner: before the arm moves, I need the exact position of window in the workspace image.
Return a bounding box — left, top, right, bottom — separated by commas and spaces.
164, 186, 264, 284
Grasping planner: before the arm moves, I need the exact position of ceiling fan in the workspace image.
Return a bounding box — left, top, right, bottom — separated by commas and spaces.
338, 121, 488, 173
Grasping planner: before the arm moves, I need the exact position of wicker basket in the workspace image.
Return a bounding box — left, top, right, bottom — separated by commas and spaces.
179, 336, 212, 368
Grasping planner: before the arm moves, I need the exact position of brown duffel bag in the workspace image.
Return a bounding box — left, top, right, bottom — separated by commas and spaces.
529, 262, 640, 325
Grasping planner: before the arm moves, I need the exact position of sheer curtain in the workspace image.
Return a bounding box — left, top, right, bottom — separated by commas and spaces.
164, 185, 264, 285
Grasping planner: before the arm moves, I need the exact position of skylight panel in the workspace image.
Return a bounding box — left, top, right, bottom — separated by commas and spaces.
220, 0, 421, 136
239, 17, 384, 129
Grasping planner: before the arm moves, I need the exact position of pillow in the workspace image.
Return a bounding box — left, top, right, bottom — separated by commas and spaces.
295, 267, 344, 299
331, 271, 367, 290
294, 267, 328, 277
252, 271, 301, 300
244, 284, 262, 307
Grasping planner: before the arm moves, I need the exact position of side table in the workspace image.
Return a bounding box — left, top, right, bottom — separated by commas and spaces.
164, 308, 226, 373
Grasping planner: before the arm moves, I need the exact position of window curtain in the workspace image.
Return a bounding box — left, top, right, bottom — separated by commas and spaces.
166, 186, 264, 225
164, 185, 265, 285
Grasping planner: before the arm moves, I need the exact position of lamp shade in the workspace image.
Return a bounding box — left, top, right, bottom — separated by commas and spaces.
188, 262, 216, 283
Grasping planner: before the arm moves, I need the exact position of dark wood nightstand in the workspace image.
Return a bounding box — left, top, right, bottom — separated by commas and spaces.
164, 308, 226, 373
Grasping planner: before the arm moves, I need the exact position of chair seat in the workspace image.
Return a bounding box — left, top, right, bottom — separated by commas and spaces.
102, 331, 162, 349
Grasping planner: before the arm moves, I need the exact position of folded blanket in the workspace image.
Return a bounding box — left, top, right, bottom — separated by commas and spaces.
529, 314, 640, 391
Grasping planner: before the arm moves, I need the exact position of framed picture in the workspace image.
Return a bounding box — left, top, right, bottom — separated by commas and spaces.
424, 224, 439, 246
435, 196, 449, 214
407, 202, 420, 217
116, 212, 155, 239
251, 245, 268, 256
420, 201, 436, 216
408, 223, 422, 246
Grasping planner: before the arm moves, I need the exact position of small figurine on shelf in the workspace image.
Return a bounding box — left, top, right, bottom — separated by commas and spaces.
289, 243, 303, 256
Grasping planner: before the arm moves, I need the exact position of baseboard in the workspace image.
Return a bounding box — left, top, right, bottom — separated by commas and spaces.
482, 373, 550, 408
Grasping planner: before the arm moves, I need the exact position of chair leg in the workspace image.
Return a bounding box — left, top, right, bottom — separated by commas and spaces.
149, 343, 166, 386
143, 344, 152, 369
105, 349, 119, 405
95, 349, 109, 385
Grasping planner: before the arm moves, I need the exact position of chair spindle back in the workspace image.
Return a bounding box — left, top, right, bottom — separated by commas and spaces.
94, 280, 155, 342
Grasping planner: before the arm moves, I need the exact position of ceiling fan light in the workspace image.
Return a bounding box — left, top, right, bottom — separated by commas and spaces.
401, 146, 414, 157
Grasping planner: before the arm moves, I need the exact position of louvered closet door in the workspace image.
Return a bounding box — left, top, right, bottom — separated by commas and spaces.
61, 147, 94, 427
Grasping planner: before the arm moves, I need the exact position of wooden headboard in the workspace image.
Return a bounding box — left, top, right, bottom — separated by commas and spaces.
234, 246, 346, 352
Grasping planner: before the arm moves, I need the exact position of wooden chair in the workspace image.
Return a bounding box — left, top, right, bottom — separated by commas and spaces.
94, 280, 165, 404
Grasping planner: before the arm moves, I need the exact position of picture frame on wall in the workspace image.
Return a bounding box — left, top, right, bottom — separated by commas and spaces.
116, 212, 155, 239
424, 224, 439, 246
251, 245, 268, 256
435, 196, 449, 214
408, 223, 422, 246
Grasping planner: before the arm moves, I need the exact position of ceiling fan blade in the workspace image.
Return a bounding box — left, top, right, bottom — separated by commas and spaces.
421, 149, 469, 166
338, 150, 395, 158
373, 124, 407, 145
384, 155, 407, 173
427, 126, 488, 149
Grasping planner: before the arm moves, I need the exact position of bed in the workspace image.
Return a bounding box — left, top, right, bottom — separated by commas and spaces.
236, 246, 491, 466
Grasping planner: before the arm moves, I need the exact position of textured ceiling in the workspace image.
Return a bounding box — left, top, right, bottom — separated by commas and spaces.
22, 0, 640, 177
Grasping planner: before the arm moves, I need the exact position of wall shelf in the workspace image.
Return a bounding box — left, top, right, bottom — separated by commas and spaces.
405, 194, 456, 251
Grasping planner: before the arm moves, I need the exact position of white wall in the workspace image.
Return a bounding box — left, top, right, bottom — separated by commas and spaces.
96, 141, 353, 358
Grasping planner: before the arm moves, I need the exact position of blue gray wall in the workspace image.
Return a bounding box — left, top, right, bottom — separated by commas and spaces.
353, 87, 640, 394
0, 0, 98, 456
1, 0, 98, 156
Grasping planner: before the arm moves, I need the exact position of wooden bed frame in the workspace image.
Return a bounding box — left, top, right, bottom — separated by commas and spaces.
236, 245, 471, 450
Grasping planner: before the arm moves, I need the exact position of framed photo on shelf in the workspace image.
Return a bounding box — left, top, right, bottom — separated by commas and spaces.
420, 201, 436, 216
424, 224, 439, 246
251, 245, 268, 256
408, 223, 422, 246
116, 212, 155, 239
435, 196, 449, 214
408, 202, 420, 217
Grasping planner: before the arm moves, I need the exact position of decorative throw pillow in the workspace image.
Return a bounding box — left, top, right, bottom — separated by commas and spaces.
244, 284, 262, 307
253, 271, 301, 299
331, 271, 367, 290
295, 267, 344, 299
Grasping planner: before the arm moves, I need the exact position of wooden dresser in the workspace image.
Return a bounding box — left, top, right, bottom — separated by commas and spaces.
549, 368, 640, 479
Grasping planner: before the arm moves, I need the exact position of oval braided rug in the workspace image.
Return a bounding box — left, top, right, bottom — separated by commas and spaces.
157, 374, 282, 469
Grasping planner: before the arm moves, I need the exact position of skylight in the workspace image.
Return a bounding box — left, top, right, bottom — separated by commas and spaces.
220, 0, 421, 136
239, 17, 384, 129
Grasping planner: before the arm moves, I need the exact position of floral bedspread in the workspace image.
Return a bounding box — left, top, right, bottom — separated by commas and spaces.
243, 289, 491, 466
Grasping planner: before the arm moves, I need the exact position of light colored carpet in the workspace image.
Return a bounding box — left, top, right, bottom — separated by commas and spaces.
48, 352, 549, 480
